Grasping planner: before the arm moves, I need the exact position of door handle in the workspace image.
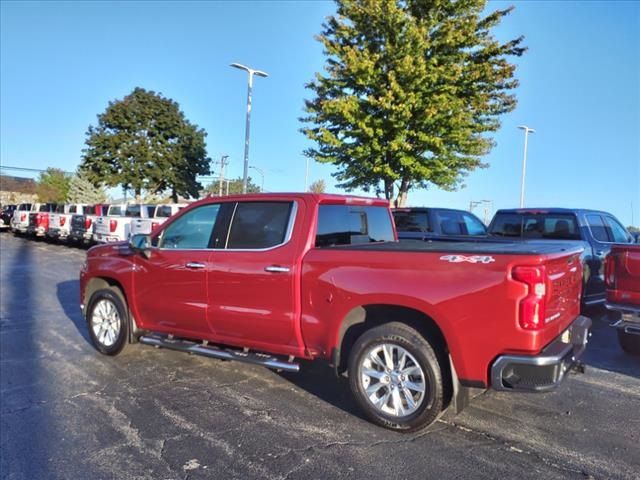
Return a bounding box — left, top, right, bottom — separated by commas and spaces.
185, 262, 206, 269
264, 265, 290, 273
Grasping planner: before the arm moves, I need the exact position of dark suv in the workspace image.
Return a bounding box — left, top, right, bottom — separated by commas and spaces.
0, 204, 17, 228
393, 207, 488, 242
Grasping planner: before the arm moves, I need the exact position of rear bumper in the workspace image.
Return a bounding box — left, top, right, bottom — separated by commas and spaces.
26, 226, 46, 236
606, 303, 640, 335
94, 232, 122, 243
491, 315, 592, 393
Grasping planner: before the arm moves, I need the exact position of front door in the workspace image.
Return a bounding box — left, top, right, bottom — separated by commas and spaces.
132, 203, 222, 336
207, 200, 303, 355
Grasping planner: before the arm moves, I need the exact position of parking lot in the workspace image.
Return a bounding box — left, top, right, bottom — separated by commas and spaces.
1, 232, 639, 480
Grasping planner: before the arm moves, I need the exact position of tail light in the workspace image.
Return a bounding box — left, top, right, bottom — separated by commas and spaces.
85, 217, 92, 229
152, 222, 160, 230
110, 219, 118, 233
20, 214, 26, 222
605, 254, 616, 289
513, 265, 547, 330
60, 216, 66, 226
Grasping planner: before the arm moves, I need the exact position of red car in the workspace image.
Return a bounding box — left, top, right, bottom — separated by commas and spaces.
80, 193, 590, 431
605, 244, 640, 355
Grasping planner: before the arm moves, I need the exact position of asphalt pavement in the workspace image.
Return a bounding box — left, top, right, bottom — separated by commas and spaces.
1, 232, 639, 480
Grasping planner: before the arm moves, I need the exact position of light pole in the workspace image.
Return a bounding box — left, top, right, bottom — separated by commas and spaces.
518, 125, 535, 208
249, 165, 265, 192
230, 63, 268, 194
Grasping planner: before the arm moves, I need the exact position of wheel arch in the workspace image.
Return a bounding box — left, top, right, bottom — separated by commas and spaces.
83, 276, 142, 342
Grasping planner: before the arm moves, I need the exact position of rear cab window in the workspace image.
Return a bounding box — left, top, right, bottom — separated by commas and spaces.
315, 204, 395, 247
490, 212, 581, 240
108, 206, 123, 216
155, 206, 173, 218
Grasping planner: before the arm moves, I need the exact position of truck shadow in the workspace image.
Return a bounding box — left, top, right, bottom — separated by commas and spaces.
278, 360, 369, 422
55, 279, 92, 346
581, 307, 640, 379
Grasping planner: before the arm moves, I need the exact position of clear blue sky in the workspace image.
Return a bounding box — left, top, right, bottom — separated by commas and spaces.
1, 0, 638, 225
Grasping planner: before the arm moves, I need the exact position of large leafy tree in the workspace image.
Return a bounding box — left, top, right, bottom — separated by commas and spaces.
302, 0, 526, 206
36, 168, 71, 202
67, 170, 107, 204
81, 87, 211, 202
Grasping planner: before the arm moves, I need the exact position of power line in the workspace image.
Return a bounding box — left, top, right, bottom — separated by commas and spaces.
0, 165, 75, 175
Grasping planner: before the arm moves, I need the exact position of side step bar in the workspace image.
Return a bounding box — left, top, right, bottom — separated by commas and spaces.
138, 333, 300, 373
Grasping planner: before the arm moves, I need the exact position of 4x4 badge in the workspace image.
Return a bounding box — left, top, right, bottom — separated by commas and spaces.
440, 255, 496, 264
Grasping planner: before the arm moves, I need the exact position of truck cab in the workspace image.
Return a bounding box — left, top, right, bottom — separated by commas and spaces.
488, 208, 634, 306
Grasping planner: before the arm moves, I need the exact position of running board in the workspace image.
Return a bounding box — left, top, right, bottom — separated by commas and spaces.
138, 333, 300, 373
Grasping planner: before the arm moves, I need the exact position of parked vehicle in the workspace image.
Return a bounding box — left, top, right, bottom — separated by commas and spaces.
10, 203, 33, 233
605, 244, 640, 355
488, 208, 634, 306
27, 203, 57, 237
393, 207, 488, 242
129, 203, 186, 237
0, 204, 16, 229
48, 204, 86, 242
69, 204, 109, 245
81, 193, 589, 432
93, 203, 155, 243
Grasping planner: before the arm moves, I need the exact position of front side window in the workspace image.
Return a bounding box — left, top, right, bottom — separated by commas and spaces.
605, 216, 631, 243
462, 213, 487, 236
315, 205, 394, 247
393, 211, 430, 232
227, 202, 293, 249
586, 214, 608, 242
159, 204, 220, 250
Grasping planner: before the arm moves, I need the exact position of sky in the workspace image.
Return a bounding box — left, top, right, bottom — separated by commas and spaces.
1, 0, 639, 226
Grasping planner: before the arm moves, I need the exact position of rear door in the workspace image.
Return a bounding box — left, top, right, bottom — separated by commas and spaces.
133, 203, 222, 336
206, 200, 302, 353
584, 214, 611, 300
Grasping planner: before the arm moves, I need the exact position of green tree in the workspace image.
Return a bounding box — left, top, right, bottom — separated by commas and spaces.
302, 0, 525, 206
36, 168, 71, 202
67, 170, 108, 204
203, 177, 261, 196
81, 87, 211, 202
309, 179, 327, 193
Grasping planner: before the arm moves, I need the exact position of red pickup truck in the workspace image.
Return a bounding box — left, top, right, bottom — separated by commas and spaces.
80, 193, 590, 431
605, 244, 640, 355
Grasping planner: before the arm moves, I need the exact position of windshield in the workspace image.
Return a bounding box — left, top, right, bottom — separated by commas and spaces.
490, 213, 581, 240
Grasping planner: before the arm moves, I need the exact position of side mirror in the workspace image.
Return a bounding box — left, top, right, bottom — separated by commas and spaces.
129, 234, 152, 259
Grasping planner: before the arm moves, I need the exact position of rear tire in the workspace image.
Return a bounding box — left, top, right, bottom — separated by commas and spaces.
618, 330, 640, 356
86, 288, 130, 356
347, 322, 445, 432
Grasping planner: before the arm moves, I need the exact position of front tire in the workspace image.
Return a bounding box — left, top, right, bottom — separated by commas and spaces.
618, 330, 640, 356
347, 322, 445, 432
87, 288, 129, 356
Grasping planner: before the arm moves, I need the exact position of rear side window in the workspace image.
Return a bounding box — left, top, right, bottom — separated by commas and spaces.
155, 206, 173, 218
160, 204, 220, 249
68, 206, 77, 214
18, 203, 32, 210
586, 214, 608, 242
393, 211, 430, 232
83, 205, 96, 215
227, 202, 293, 249
145, 205, 155, 217
315, 205, 394, 247
55, 204, 65, 213
435, 211, 465, 235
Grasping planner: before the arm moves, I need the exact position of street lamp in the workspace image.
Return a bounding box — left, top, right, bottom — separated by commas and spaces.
518, 125, 535, 208
249, 165, 265, 192
230, 63, 268, 194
